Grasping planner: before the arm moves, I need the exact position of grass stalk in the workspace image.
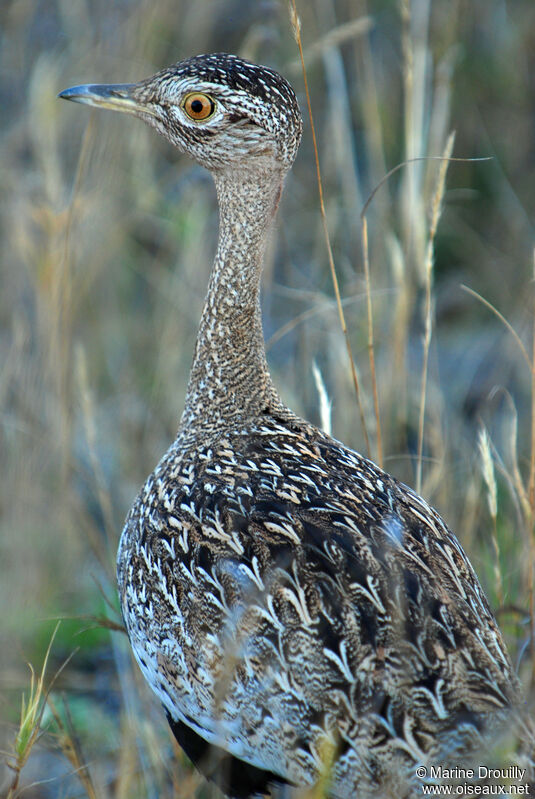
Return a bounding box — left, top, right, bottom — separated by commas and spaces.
478, 425, 503, 606
289, 0, 372, 458
48, 696, 98, 799
4, 624, 74, 798
56, 114, 96, 482
361, 216, 383, 466
75, 344, 116, 570
462, 276, 535, 673
460, 285, 531, 371
415, 131, 455, 494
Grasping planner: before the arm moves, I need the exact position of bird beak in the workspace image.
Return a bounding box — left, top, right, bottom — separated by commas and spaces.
58, 82, 155, 118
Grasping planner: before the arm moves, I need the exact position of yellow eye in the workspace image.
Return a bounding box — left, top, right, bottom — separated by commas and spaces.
182, 93, 216, 121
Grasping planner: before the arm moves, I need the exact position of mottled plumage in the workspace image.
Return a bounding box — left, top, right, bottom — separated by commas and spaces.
60, 53, 518, 798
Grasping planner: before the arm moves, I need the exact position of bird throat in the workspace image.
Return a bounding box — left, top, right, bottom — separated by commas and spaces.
179, 163, 287, 440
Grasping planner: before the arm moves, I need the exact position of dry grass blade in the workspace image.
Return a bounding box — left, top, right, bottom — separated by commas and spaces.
503, 392, 531, 527
287, 16, 373, 69
415, 131, 455, 494
47, 695, 98, 799
4, 624, 76, 798
361, 156, 492, 219
288, 0, 371, 458
266, 292, 380, 350
65, 612, 127, 635
478, 425, 503, 605
361, 152, 489, 473
297, 736, 337, 799
56, 114, 96, 481
75, 344, 116, 574
461, 280, 534, 655
76, 346, 113, 531
312, 361, 332, 436
506, 398, 535, 679
460, 285, 531, 370
490, 387, 535, 679
361, 216, 382, 466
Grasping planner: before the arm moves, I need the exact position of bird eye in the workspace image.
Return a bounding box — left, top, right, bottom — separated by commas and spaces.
182, 93, 216, 121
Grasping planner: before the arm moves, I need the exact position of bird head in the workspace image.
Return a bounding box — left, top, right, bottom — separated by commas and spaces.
59, 53, 303, 172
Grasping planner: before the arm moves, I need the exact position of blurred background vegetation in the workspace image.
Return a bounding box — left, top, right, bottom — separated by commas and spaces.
1, 0, 534, 795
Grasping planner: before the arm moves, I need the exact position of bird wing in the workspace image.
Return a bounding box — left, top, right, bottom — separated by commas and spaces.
117, 416, 517, 787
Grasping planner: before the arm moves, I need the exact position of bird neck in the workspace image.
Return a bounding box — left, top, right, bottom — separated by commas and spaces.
179, 162, 287, 440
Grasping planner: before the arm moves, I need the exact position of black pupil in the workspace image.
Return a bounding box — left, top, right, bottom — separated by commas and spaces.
191, 99, 204, 114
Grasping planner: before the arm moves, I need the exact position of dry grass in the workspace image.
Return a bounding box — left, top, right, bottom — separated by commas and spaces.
1, 0, 535, 795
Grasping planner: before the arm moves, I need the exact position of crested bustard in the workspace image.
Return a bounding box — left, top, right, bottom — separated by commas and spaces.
59, 53, 519, 798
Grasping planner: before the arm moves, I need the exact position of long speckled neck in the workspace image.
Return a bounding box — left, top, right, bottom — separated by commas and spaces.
178, 161, 287, 439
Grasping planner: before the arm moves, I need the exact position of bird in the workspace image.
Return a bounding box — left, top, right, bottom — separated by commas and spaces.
59, 53, 519, 798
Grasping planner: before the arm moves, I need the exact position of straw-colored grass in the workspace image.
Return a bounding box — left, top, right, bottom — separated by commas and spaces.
1, 0, 534, 795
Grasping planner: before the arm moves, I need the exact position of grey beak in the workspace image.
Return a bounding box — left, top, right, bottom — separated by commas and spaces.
57, 82, 153, 117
